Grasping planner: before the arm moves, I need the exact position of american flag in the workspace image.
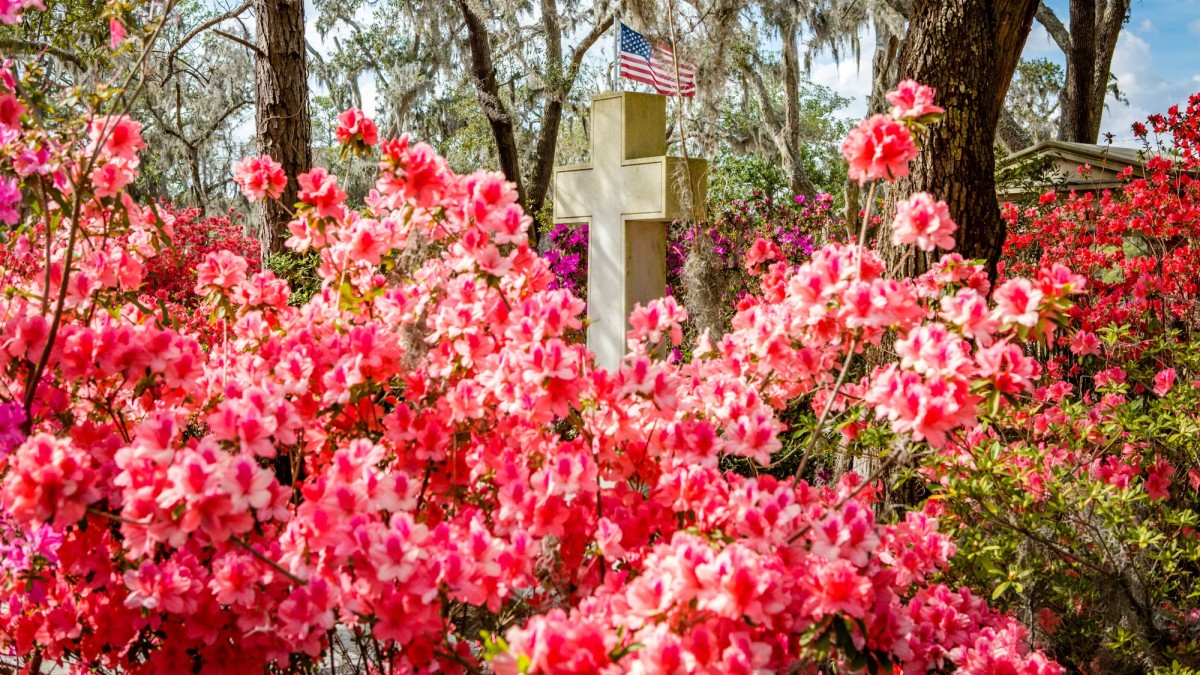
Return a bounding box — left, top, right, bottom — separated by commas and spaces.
618, 22, 696, 97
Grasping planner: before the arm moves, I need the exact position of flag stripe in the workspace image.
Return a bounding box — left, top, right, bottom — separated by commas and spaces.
618, 22, 696, 97
619, 60, 696, 93
619, 59, 696, 93
619, 56, 695, 82
619, 60, 695, 91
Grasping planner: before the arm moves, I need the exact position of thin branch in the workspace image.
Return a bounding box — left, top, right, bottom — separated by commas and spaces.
567, 6, 615, 76
213, 28, 265, 58
1036, 1, 1071, 54
0, 38, 84, 68
231, 536, 306, 586
166, 0, 253, 77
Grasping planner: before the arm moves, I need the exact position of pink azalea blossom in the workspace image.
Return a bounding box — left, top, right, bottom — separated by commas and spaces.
0, 175, 19, 224
841, 113, 919, 184
1153, 368, 1176, 397
1069, 330, 1101, 357
886, 79, 945, 120
109, 17, 126, 49
0, 92, 24, 128
1145, 459, 1175, 502
975, 340, 1041, 395
335, 107, 379, 149
195, 249, 250, 294
892, 192, 957, 252
87, 115, 145, 162
233, 155, 288, 202
297, 167, 347, 220
90, 158, 136, 198
991, 278, 1044, 328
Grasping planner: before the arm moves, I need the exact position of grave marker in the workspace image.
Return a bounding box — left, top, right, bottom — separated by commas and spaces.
553, 92, 707, 371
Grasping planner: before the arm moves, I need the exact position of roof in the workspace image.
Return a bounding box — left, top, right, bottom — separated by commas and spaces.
997, 140, 1160, 198
1000, 140, 1152, 169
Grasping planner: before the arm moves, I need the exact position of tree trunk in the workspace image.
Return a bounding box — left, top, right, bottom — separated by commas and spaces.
455, 1, 610, 247
254, 0, 311, 257
779, 20, 807, 195
524, 0, 566, 236
1087, 0, 1130, 142
882, 0, 1038, 277
456, 0, 524, 206
1058, 0, 1096, 141
1037, 0, 1131, 144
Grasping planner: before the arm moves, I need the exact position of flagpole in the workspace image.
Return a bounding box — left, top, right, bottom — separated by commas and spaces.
611, 12, 621, 92
664, 0, 696, 222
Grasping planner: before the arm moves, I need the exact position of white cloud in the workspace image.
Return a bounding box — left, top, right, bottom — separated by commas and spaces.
1189, 19, 1200, 36
1023, 23, 1059, 57
1137, 19, 1155, 34
803, 24, 875, 121
807, 59, 872, 120
1100, 32, 1195, 143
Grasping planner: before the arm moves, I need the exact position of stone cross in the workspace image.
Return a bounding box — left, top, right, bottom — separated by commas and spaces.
553, 92, 707, 371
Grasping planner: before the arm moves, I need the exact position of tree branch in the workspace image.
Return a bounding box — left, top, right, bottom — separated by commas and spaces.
1087, 0, 1130, 141
0, 38, 83, 68
202, 98, 252, 139
997, 106, 1035, 153
1036, 1, 1071, 53
212, 28, 265, 58
744, 59, 785, 150
567, 5, 615, 76
166, 0, 253, 77
879, 0, 913, 20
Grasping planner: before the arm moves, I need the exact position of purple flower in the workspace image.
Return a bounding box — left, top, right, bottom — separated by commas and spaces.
0, 177, 20, 226
0, 401, 25, 460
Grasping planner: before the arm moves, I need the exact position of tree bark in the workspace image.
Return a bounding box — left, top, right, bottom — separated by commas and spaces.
456, 0, 524, 201
1036, 0, 1131, 144
779, 20, 808, 195
1087, 0, 1130, 142
525, 5, 613, 236
745, 20, 813, 197
455, 0, 612, 246
1058, 0, 1096, 141
882, 0, 1039, 277
254, 0, 312, 256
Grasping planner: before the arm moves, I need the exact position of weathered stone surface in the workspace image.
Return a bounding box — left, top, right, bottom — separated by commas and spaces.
553, 92, 706, 370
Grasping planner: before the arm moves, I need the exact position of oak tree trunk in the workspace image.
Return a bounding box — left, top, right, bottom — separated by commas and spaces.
882, 0, 1039, 277
1036, 0, 1130, 144
779, 22, 810, 196
454, 1, 611, 247
1059, 0, 1096, 141
254, 0, 312, 256
456, 0, 524, 203
1087, 0, 1130, 142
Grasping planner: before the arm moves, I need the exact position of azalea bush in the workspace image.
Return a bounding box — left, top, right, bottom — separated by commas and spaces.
542, 220, 588, 301
888, 95, 1200, 672
0, 8, 1077, 669
1002, 94, 1200, 377
666, 191, 829, 305
925, 336, 1200, 672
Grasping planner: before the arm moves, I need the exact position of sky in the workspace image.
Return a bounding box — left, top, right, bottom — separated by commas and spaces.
806, 0, 1200, 146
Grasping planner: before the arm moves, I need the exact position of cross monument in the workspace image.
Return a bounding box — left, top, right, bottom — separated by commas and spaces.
553, 92, 707, 371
